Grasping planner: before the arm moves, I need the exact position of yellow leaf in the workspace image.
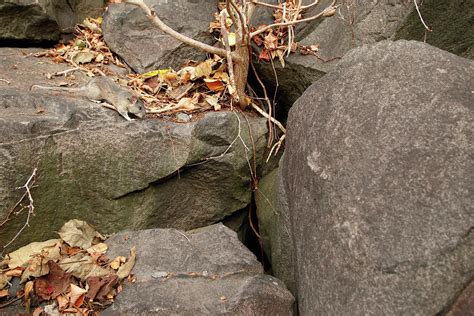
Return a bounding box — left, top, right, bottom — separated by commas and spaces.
141, 68, 173, 79
87, 243, 108, 255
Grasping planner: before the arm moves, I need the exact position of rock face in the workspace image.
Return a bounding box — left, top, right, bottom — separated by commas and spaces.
284, 40, 473, 315
0, 0, 105, 42
102, 0, 218, 73
0, 48, 267, 251
255, 157, 295, 294
396, 0, 474, 59
103, 224, 295, 314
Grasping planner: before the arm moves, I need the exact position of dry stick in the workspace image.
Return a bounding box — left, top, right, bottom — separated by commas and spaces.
250, 0, 337, 38
220, 10, 238, 104
0, 191, 27, 228
0, 79, 11, 84
54, 67, 80, 77
413, 0, 432, 31
2, 168, 38, 252
241, 111, 258, 182
0, 293, 24, 309
125, 0, 233, 60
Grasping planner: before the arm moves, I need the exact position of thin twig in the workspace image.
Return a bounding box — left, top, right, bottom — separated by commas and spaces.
220, 10, 238, 102
53, 67, 80, 77
2, 168, 38, 253
0, 293, 24, 309
250, 0, 337, 38
413, 0, 432, 31
0, 79, 11, 85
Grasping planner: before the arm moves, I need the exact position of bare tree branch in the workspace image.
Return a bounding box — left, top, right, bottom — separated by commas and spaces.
124, 0, 234, 59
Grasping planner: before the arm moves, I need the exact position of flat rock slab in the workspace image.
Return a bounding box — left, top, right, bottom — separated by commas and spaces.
103, 224, 294, 315
0, 48, 267, 250
285, 40, 473, 315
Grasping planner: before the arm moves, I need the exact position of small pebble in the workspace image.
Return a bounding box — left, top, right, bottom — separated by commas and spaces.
176, 113, 191, 123
152, 271, 169, 279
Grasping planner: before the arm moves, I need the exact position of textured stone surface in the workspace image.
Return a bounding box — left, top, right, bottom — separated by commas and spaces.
255, 157, 295, 294
284, 40, 473, 315
102, 224, 294, 315
396, 0, 474, 59
0, 0, 105, 42
0, 48, 267, 251
102, 0, 217, 73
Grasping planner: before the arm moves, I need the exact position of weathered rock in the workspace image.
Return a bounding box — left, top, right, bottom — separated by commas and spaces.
396, 0, 474, 59
102, 224, 294, 314
0, 0, 105, 43
255, 156, 294, 294
102, 0, 218, 73
0, 48, 267, 251
285, 40, 473, 314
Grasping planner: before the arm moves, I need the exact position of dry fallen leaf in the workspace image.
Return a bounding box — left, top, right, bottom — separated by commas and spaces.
110, 256, 126, 270
59, 254, 109, 281
117, 247, 136, 280
70, 284, 87, 307
205, 95, 221, 111
193, 59, 214, 79
0, 289, 8, 297
58, 219, 104, 249
85, 274, 118, 302
5, 267, 23, 277
87, 243, 108, 255
7, 239, 61, 269
204, 78, 225, 92
34, 261, 71, 301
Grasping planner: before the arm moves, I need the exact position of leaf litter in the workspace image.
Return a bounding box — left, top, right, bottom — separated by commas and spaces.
32, 1, 326, 121
0, 219, 136, 314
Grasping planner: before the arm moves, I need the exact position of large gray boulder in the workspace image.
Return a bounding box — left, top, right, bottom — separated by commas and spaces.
284, 40, 473, 314
102, 0, 218, 73
0, 48, 267, 251
103, 224, 295, 314
0, 0, 105, 42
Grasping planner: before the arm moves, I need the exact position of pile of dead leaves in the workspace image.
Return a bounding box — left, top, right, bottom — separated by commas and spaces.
0, 219, 136, 315
34, 17, 123, 78
128, 55, 238, 115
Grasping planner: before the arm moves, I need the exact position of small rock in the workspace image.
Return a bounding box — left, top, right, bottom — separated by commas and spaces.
175, 112, 191, 123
